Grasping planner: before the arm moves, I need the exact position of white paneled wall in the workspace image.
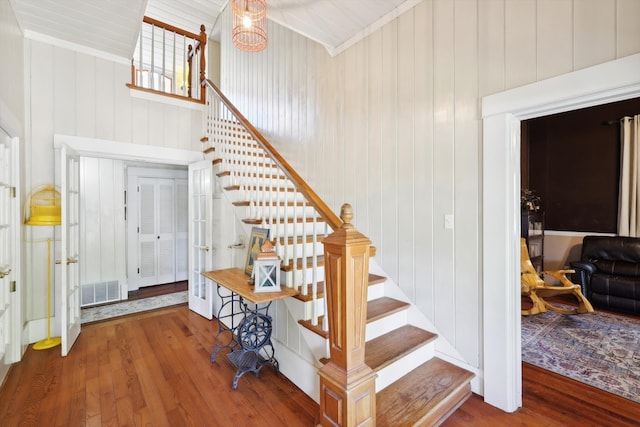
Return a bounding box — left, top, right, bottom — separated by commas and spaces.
79, 157, 126, 305
218, 0, 640, 368
0, 0, 24, 132
22, 39, 203, 323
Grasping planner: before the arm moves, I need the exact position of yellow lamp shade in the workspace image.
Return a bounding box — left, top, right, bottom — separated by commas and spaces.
25, 186, 61, 226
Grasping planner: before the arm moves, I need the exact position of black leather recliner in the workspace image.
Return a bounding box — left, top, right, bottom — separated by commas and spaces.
571, 235, 640, 315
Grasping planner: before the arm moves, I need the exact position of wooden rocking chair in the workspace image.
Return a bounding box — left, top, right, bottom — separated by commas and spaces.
520, 238, 594, 316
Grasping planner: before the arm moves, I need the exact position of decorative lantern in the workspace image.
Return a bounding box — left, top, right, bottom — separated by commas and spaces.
253, 240, 280, 293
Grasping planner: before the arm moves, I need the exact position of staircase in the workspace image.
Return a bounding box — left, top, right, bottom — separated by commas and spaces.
202, 80, 474, 426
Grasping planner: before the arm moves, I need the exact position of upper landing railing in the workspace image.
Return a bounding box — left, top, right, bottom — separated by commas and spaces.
128, 17, 207, 104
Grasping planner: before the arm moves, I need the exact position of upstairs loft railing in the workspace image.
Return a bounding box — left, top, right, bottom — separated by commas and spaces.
202, 79, 343, 329
128, 17, 207, 104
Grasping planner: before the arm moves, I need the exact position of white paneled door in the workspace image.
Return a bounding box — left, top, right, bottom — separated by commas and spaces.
60, 144, 81, 356
188, 160, 214, 319
0, 132, 20, 382
138, 178, 176, 287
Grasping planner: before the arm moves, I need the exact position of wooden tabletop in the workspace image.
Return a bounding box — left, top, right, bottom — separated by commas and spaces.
202, 268, 299, 304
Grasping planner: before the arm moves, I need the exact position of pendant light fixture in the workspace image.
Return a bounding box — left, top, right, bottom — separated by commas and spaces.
232, 0, 267, 52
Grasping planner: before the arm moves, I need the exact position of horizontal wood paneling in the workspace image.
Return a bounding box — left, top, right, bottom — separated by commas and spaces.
218, 0, 640, 370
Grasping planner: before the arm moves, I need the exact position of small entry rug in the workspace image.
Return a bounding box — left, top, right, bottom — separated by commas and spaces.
81, 291, 187, 324
521, 307, 640, 403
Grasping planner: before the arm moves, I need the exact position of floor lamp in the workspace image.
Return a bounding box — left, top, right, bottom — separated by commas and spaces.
25, 185, 62, 350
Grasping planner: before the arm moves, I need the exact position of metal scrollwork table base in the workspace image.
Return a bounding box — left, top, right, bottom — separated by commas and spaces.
202, 268, 299, 389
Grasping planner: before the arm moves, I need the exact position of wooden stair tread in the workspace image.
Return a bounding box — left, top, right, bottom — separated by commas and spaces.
368, 274, 386, 285
376, 358, 474, 427
213, 158, 278, 168
298, 296, 406, 338
365, 325, 437, 372
297, 317, 328, 339
281, 256, 325, 272
232, 200, 309, 207
294, 274, 384, 303
226, 185, 296, 192
367, 297, 409, 323
271, 235, 327, 246
242, 216, 326, 225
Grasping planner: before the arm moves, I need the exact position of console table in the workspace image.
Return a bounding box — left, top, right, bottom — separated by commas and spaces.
201, 268, 298, 389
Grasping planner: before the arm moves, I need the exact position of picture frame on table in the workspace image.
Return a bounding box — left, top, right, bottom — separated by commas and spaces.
244, 227, 270, 277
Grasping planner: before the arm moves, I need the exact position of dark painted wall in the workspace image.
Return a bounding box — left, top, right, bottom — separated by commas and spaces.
523, 97, 640, 233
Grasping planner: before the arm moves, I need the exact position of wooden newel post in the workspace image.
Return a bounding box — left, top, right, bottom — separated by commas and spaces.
198, 24, 207, 104
318, 203, 376, 427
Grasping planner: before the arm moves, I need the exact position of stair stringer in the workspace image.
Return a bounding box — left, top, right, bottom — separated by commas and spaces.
269, 298, 323, 403
367, 258, 482, 394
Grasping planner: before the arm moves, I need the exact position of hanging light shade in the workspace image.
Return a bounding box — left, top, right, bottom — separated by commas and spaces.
232, 0, 267, 52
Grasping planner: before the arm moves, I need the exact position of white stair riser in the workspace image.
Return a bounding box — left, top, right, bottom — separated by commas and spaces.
375, 342, 435, 392
282, 267, 326, 289
366, 309, 408, 341
260, 223, 328, 241
276, 242, 326, 261
367, 282, 386, 301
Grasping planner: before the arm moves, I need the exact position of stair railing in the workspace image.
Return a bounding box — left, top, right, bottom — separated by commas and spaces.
203, 81, 377, 424
128, 17, 207, 103
203, 79, 342, 329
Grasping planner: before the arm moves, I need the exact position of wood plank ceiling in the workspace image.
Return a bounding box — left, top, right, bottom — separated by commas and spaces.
10, 0, 422, 58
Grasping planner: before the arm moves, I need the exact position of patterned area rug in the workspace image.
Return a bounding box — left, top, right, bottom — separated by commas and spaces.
522, 307, 640, 403
81, 291, 188, 324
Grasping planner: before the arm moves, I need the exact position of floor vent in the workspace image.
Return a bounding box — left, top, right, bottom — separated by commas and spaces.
81, 281, 120, 307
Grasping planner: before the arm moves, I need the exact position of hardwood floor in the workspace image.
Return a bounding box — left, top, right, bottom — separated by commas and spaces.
445, 363, 640, 426
127, 281, 188, 301
0, 305, 318, 427
1, 304, 639, 426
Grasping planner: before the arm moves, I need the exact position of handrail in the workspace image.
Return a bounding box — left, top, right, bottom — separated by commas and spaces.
203, 79, 342, 230
143, 16, 203, 41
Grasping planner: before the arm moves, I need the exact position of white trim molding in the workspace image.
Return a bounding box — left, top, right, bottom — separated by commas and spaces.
481, 53, 640, 412
53, 135, 204, 165
22, 30, 131, 66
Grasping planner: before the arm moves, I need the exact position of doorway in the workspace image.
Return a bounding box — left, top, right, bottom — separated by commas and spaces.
482, 53, 640, 412
125, 165, 188, 294
0, 128, 21, 385
53, 135, 203, 321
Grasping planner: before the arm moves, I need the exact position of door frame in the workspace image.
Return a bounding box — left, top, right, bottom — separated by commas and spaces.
481, 53, 640, 412
126, 167, 189, 292
53, 135, 203, 322
0, 128, 22, 376
187, 159, 215, 319
59, 144, 81, 356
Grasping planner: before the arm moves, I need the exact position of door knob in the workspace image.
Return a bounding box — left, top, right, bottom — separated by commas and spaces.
0, 265, 11, 279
